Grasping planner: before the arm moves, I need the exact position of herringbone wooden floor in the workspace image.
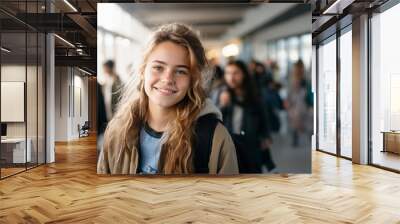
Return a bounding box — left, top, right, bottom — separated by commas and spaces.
1, 135, 400, 224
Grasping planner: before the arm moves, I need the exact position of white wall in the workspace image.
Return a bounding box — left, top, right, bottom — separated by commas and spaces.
55, 67, 89, 141
55, 67, 68, 141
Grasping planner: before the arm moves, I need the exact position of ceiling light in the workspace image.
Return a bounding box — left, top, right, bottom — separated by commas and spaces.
76, 48, 85, 55
1, 47, 11, 53
63, 0, 78, 12
222, 44, 239, 57
54, 34, 75, 48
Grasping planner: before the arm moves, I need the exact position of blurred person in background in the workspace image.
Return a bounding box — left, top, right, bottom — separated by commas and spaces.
262, 81, 284, 134
255, 61, 281, 171
97, 83, 108, 136
97, 82, 108, 156
267, 60, 280, 82
208, 58, 225, 104
285, 59, 313, 147
248, 59, 271, 91
248, 59, 257, 78
218, 60, 275, 173
250, 61, 282, 133
254, 61, 273, 89
98, 60, 122, 155
102, 60, 122, 121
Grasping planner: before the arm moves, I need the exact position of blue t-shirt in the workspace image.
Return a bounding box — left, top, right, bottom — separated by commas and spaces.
139, 123, 163, 174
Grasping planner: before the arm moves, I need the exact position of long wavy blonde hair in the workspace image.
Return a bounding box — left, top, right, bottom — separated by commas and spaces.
104, 23, 210, 174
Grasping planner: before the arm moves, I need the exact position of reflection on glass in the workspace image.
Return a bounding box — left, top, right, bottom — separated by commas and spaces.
340, 29, 352, 158
1, 31, 27, 177
318, 37, 337, 154
38, 33, 46, 165
27, 32, 38, 169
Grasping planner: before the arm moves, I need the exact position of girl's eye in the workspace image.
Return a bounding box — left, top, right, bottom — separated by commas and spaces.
152, 65, 163, 72
176, 69, 188, 75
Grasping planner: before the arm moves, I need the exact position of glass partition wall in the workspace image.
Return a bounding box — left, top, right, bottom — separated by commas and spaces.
0, 2, 46, 179
0, 30, 27, 177
370, 2, 400, 171
316, 0, 400, 172
316, 25, 352, 159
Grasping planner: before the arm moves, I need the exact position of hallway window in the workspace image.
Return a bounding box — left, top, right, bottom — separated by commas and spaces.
371, 2, 400, 171
317, 36, 337, 154
301, 34, 312, 75
339, 27, 352, 158
277, 39, 288, 81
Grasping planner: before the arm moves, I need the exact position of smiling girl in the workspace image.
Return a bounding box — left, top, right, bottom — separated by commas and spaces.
97, 23, 238, 175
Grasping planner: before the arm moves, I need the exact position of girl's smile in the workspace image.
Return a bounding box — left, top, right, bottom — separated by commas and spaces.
153, 86, 178, 95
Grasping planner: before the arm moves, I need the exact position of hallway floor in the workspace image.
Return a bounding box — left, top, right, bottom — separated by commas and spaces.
372, 150, 400, 171
267, 132, 311, 173
0, 135, 399, 223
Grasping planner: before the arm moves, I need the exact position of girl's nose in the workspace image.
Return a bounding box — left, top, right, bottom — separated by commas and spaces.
160, 69, 175, 84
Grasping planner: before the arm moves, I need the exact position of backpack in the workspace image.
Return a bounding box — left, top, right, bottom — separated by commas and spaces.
193, 114, 259, 173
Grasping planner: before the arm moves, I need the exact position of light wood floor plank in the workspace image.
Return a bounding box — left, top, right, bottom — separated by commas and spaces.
0, 135, 399, 223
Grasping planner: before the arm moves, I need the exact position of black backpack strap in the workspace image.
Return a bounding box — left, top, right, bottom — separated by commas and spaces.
193, 114, 220, 173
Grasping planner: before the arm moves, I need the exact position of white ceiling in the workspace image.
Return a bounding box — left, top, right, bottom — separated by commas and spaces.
121, 3, 257, 40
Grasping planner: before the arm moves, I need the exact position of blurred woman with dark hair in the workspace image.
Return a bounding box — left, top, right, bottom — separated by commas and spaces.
286, 59, 313, 147
218, 60, 275, 173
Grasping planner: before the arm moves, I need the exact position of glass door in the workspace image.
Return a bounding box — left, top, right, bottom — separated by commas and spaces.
317, 35, 337, 154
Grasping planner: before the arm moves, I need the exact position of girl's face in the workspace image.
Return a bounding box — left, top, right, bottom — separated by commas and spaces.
224, 64, 244, 90
144, 41, 191, 109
